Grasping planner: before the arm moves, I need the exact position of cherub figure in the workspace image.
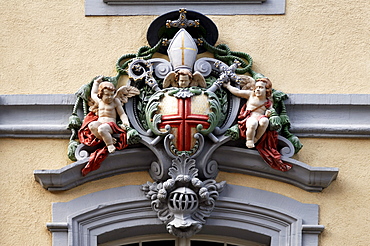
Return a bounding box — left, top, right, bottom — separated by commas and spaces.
88, 76, 140, 153
163, 69, 206, 88
223, 76, 273, 148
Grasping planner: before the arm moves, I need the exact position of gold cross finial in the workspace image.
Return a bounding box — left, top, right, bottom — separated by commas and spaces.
166, 8, 200, 29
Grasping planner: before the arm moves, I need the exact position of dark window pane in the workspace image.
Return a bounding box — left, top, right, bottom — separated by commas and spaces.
120, 243, 139, 246
191, 240, 223, 246
142, 240, 175, 246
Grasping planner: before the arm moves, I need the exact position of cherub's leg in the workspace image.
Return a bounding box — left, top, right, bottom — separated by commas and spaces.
246, 117, 258, 148
88, 121, 103, 140
97, 123, 116, 153
255, 117, 269, 143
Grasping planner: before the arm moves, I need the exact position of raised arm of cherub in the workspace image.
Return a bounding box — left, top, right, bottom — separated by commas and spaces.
222, 81, 252, 100
91, 76, 104, 102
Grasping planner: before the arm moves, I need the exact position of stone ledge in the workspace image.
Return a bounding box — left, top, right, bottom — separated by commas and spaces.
85, 0, 285, 16
34, 147, 155, 191
212, 146, 339, 192
34, 144, 338, 192
2, 93, 369, 139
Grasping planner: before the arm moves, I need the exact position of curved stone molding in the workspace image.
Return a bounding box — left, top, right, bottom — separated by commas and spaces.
195, 135, 232, 179
34, 147, 156, 191
47, 185, 323, 246
195, 134, 295, 180
34, 142, 338, 192
75, 144, 100, 161
139, 135, 174, 181
277, 135, 295, 158
213, 146, 338, 192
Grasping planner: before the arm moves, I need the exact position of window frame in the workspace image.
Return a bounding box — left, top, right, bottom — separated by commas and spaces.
85, 0, 286, 16
47, 185, 324, 246
99, 234, 265, 246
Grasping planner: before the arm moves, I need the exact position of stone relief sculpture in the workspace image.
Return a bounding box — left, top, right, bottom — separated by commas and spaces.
223, 76, 274, 149
223, 76, 292, 171
88, 76, 139, 153
30, 9, 341, 243
61, 8, 305, 237
142, 153, 225, 238
163, 69, 206, 89
77, 76, 140, 175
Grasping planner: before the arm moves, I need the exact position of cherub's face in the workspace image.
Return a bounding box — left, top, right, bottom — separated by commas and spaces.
178, 74, 191, 88
254, 81, 267, 97
101, 89, 115, 104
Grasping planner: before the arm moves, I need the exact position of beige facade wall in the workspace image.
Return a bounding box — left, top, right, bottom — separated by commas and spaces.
1, 0, 369, 245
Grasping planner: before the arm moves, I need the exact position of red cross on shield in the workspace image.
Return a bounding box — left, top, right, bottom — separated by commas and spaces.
158, 96, 210, 151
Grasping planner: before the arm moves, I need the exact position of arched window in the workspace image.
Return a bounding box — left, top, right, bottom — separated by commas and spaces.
47, 185, 323, 246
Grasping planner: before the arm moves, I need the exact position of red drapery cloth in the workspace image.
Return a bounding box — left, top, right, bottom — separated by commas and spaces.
238, 104, 292, 172
78, 112, 128, 176
255, 130, 292, 172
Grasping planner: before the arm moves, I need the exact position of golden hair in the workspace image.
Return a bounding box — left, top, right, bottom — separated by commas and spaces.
97, 82, 116, 99
255, 78, 272, 98
175, 69, 193, 81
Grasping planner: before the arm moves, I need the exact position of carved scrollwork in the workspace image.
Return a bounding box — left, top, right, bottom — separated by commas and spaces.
197, 91, 222, 136
164, 132, 205, 158
74, 144, 98, 161
277, 135, 295, 158
194, 57, 227, 77
142, 154, 226, 238
190, 133, 204, 158
163, 133, 177, 159
127, 58, 153, 82
148, 58, 173, 79
202, 160, 219, 180
145, 90, 168, 136
193, 58, 213, 77
149, 161, 166, 181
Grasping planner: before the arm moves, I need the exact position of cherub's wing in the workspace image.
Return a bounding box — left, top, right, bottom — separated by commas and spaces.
115, 85, 140, 104
239, 75, 255, 90
163, 71, 177, 88
190, 71, 206, 88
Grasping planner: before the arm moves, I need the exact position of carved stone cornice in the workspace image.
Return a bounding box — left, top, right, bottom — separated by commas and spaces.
33, 140, 338, 192
286, 94, 370, 138
1, 93, 369, 138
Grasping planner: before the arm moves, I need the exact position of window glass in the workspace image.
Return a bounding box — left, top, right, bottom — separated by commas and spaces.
100, 234, 266, 246
191, 240, 224, 246
142, 240, 175, 246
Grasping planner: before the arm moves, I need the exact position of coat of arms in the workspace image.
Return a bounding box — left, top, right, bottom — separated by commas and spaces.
62, 9, 303, 238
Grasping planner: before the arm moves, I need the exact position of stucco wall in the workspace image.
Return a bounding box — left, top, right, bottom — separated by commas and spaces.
1, 0, 369, 245
1, 1, 369, 95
